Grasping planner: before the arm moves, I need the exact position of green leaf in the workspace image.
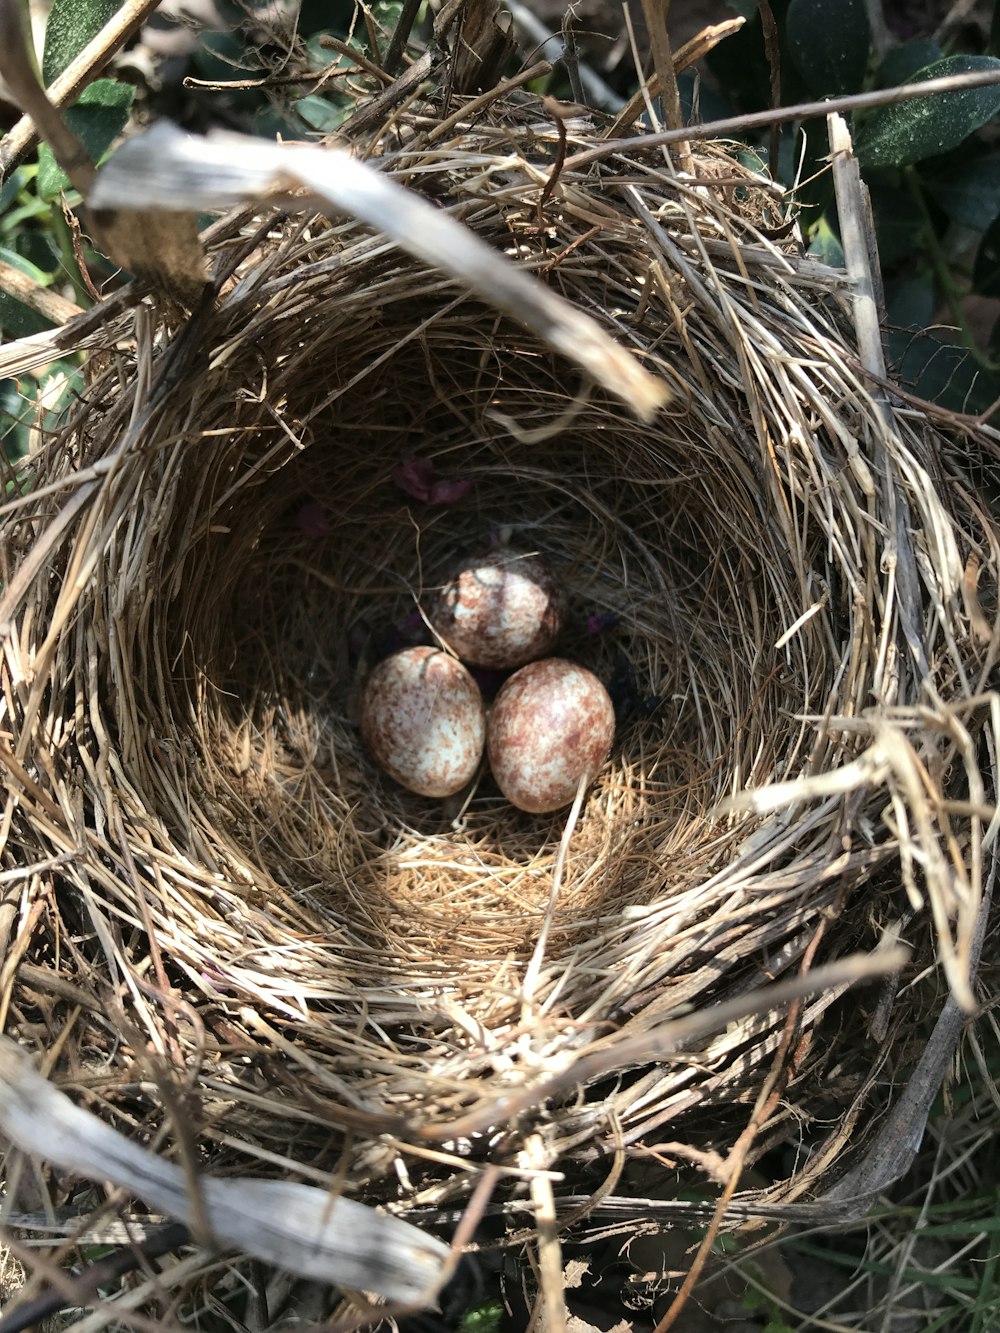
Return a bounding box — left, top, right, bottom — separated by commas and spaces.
704, 8, 775, 114
0, 166, 29, 214
807, 213, 845, 267
887, 327, 1000, 418
15, 230, 61, 276
0, 292, 54, 338
43, 0, 123, 85
293, 94, 350, 133
885, 275, 934, 332
1, 379, 33, 463
973, 213, 1000, 297
1, 193, 56, 235
36, 78, 134, 200
924, 149, 1000, 231
877, 38, 944, 88
869, 181, 926, 263
855, 55, 1000, 170
786, 0, 870, 96
0, 244, 55, 287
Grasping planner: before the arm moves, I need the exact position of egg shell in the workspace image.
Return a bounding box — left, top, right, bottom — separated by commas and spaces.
430, 552, 565, 669
360, 647, 485, 798
487, 658, 615, 813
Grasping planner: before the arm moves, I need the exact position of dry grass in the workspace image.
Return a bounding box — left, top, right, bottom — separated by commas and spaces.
1, 68, 998, 1329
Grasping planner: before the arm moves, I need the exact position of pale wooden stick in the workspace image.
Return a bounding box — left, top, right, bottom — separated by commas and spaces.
87, 122, 671, 420
0, 1036, 450, 1306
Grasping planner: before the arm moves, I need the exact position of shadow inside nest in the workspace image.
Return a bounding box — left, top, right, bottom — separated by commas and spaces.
148, 326, 818, 1028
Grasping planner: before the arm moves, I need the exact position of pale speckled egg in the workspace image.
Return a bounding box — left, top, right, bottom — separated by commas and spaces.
361, 647, 485, 798
430, 552, 565, 669
487, 658, 615, 813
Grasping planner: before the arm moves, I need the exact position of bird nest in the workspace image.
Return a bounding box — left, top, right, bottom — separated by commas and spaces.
1, 49, 999, 1330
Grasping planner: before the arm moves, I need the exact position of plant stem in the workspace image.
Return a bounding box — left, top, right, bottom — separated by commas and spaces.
0, 0, 163, 183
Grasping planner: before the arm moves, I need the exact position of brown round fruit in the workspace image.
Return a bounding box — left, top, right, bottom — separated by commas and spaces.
360, 647, 485, 798
487, 658, 615, 813
430, 551, 565, 669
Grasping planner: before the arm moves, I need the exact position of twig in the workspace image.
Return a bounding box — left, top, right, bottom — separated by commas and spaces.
758, 0, 782, 171
828, 112, 928, 680
536, 96, 571, 224
828, 113, 887, 387
0, 1037, 450, 1305
0, 0, 96, 194
416, 946, 909, 1142
604, 18, 745, 138
526, 1135, 566, 1333
637, 0, 691, 171
340, 50, 433, 139
317, 33, 394, 87
0, 0, 163, 182
384, 0, 427, 75
565, 66, 1000, 170
505, 0, 625, 112
0, 1223, 191, 1333
0, 257, 83, 324
560, 9, 584, 107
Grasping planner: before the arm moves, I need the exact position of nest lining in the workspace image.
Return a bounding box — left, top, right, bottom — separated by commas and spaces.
0, 116, 995, 1242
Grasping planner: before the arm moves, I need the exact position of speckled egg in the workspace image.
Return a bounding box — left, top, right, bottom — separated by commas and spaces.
487, 658, 615, 813
360, 647, 485, 798
430, 552, 565, 669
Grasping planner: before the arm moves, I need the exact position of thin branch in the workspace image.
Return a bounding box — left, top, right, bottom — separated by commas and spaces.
565, 66, 1000, 170
0, 257, 84, 324
0, 0, 163, 182
0, 1223, 191, 1333
758, 0, 782, 170
604, 17, 745, 138
505, 0, 625, 112
384, 0, 426, 74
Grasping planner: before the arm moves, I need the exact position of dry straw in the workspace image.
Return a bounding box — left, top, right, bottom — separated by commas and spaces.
1, 7, 1000, 1328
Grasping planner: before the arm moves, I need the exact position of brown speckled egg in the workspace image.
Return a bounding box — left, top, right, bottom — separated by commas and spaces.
430, 552, 565, 669
361, 647, 485, 798
487, 658, 615, 813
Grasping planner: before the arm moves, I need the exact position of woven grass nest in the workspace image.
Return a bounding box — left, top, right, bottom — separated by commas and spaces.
1, 28, 999, 1327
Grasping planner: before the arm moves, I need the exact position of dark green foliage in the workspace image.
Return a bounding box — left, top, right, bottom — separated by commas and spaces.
855, 55, 1000, 169
974, 214, 1000, 297
867, 181, 925, 265
42, 0, 123, 84
786, 0, 870, 96
35, 79, 135, 198
698, 8, 1000, 418
876, 38, 944, 88
924, 149, 1000, 232
706, 1, 792, 114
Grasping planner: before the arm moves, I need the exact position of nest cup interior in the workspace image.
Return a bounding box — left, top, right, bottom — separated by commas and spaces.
159, 309, 823, 1028
7, 134, 988, 1215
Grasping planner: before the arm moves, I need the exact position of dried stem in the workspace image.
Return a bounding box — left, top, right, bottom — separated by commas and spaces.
0, 0, 163, 182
